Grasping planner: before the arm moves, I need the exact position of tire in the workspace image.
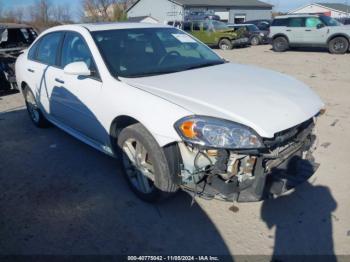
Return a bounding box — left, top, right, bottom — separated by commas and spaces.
273, 37, 289, 52
328, 37, 349, 54
251, 36, 260, 46
24, 86, 50, 128
117, 123, 179, 203
219, 39, 233, 50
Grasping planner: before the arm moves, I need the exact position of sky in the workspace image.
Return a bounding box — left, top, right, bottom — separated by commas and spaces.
1, 0, 350, 19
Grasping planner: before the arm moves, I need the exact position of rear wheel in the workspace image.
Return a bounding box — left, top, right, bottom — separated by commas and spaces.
273, 37, 289, 52
117, 123, 179, 203
329, 37, 349, 54
251, 36, 260, 46
24, 87, 50, 128
219, 39, 233, 50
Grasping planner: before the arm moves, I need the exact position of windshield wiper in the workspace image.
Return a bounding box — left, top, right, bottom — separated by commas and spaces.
183, 61, 225, 71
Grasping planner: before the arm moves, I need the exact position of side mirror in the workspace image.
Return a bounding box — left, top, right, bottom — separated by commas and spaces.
64, 61, 91, 76
317, 23, 325, 29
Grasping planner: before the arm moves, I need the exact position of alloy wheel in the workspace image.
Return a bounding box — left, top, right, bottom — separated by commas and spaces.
25, 91, 40, 123
122, 138, 155, 194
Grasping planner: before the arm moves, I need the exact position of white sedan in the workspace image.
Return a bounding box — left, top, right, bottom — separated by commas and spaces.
15, 23, 324, 203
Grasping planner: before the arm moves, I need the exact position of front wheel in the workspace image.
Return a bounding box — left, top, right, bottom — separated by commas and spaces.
219, 39, 233, 50
329, 37, 349, 54
117, 123, 179, 203
272, 37, 289, 52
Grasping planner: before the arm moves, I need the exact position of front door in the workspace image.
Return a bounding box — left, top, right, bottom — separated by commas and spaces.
54, 32, 106, 144
303, 17, 329, 45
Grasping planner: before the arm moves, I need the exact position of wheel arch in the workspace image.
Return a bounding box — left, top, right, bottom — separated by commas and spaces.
327, 34, 350, 45
272, 34, 289, 43
109, 115, 140, 153
110, 115, 183, 186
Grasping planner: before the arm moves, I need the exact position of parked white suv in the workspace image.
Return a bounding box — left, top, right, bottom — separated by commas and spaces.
270, 15, 350, 54
16, 23, 324, 203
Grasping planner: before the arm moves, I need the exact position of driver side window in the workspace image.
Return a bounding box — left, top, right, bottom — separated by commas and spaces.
61, 32, 98, 75
306, 17, 323, 28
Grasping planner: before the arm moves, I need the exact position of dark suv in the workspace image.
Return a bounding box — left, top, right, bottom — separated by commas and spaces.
228, 24, 269, 45
0, 23, 37, 91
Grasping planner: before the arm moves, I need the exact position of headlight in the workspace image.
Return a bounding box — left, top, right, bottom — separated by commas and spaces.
260, 32, 264, 37
174, 116, 264, 149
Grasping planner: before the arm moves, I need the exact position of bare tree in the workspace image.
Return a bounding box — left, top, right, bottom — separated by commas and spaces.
52, 5, 72, 23
82, 0, 132, 22
83, 0, 116, 22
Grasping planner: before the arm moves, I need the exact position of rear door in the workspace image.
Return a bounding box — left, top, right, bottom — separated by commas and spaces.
286, 17, 306, 44
26, 31, 64, 114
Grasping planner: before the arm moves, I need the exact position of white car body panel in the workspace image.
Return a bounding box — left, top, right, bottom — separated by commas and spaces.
122, 63, 324, 138
15, 23, 324, 156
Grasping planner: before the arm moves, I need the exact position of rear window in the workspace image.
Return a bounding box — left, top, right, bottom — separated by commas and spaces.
271, 19, 289, 27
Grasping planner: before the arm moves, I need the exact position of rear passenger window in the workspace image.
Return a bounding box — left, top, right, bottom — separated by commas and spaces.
288, 18, 305, 27
36, 32, 62, 65
28, 40, 40, 60
271, 19, 288, 27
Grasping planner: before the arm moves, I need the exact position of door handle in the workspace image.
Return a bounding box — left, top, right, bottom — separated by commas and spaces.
286, 29, 292, 32
55, 78, 65, 84
305, 29, 312, 31
27, 68, 35, 73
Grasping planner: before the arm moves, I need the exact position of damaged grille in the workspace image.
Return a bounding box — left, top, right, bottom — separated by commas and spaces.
263, 118, 314, 148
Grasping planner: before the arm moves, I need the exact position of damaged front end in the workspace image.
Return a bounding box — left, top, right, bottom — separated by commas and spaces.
175, 116, 320, 203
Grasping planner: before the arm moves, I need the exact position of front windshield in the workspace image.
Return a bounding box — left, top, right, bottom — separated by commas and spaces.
92, 28, 225, 78
211, 20, 229, 30
320, 16, 342, 26
247, 25, 259, 32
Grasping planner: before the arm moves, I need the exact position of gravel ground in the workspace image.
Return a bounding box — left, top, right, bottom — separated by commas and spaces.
0, 45, 349, 258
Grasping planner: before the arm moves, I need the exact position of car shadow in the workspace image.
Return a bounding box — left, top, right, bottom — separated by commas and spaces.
261, 179, 337, 260
0, 108, 232, 257
0, 89, 19, 97
269, 46, 332, 54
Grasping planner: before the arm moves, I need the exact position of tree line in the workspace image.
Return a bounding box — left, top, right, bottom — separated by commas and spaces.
0, 0, 137, 31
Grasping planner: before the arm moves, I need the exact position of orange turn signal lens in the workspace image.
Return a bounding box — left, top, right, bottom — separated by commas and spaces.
180, 121, 197, 139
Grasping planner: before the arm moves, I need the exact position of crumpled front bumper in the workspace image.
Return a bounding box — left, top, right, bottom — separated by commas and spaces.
189, 122, 319, 203
237, 136, 318, 202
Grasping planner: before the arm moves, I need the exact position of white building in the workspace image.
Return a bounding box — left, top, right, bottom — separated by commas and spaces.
127, 0, 273, 24
289, 3, 350, 18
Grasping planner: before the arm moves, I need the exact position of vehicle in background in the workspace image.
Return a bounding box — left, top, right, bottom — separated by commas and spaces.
0, 23, 38, 91
183, 20, 249, 50
228, 24, 269, 45
244, 19, 271, 31
16, 23, 324, 204
337, 18, 350, 25
185, 11, 220, 22
269, 15, 350, 54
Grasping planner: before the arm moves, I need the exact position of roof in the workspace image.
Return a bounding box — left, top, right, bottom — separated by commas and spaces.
316, 3, 350, 13
275, 14, 319, 19
127, 16, 158, 22
175, 0, 272, 7
128, 0, 272, 12
42, 23, 169, 33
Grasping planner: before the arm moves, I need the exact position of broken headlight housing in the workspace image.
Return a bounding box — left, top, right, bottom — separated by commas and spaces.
174, 116, 264, 149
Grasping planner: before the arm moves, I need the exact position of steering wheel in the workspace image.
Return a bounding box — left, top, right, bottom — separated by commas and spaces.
158, 51, 181, 65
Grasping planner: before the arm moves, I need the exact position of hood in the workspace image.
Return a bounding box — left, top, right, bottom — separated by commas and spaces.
121, 63, 324, 138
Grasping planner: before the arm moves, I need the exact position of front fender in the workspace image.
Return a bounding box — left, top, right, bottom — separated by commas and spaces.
100, 80, 192, 148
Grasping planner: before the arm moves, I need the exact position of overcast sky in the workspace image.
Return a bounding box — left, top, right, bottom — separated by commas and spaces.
2, 0, 350, 18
